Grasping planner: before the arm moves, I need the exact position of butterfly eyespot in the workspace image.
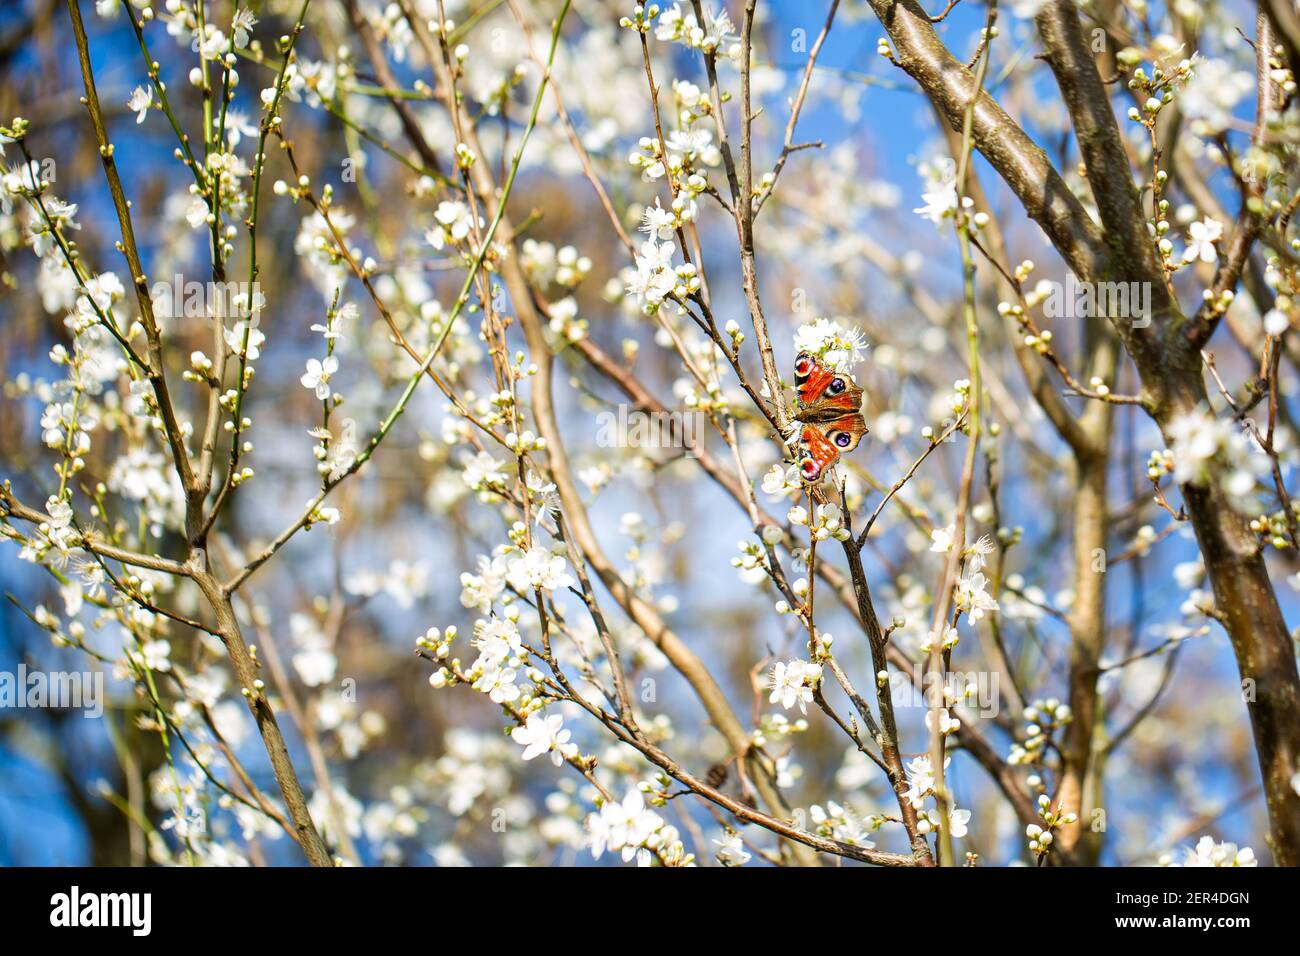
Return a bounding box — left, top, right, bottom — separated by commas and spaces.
794, 356, 813, 377
829, 378, 845, 394
835, 432, 851, 447
800, 458, 821, 480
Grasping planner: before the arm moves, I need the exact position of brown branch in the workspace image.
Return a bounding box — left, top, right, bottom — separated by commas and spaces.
1185, 10, 1279, 349
66, 0, 199, 539
866, 0, 1109, 284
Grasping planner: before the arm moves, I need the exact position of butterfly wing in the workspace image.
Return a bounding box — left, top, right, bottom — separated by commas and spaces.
797, 425, 839, 484
794, 352, 837, 405
798, 415, 869, 483
793, 352, 868, 483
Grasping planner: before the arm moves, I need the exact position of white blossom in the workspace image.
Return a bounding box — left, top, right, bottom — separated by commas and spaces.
506, 547, 575, 592
300, 355, 338, 400
792, 318, 868, 372
510, 713, 572, 767
768, 660, 822, 715
1182, 217, 1222, 264
127, 86, 153, 124
955, 571, 999, 622
1180, 835, 1257, 867
588, 790, 664, 865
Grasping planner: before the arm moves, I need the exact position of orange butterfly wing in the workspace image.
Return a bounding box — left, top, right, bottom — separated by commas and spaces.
793, 352, 868, 484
